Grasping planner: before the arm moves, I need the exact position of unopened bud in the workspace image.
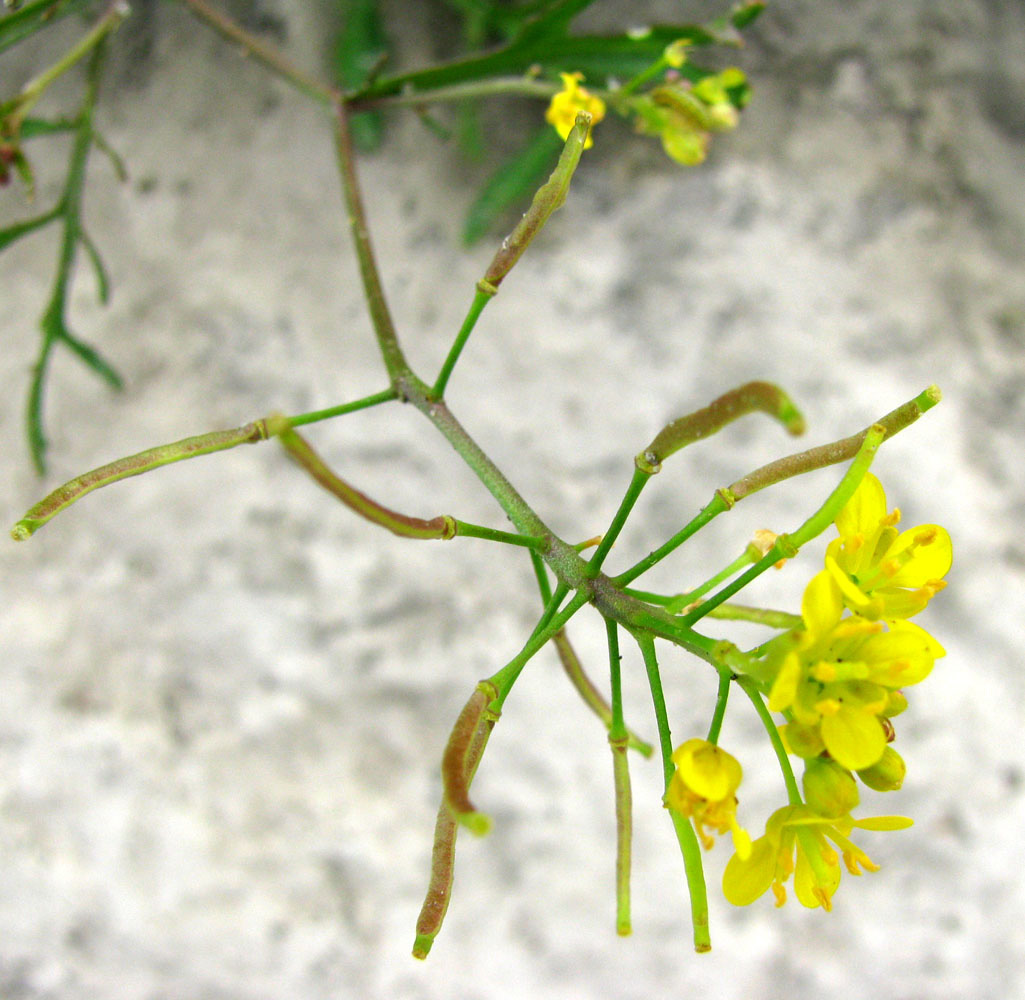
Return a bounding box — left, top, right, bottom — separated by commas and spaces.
857, 746, 906, 792
781, 721, 825, 759
803, 757, 859, 817
882, 689, 908, 717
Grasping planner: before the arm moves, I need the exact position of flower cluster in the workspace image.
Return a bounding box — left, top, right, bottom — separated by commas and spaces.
630, 68, 748, 166
768, 473, 951, 772
544, 46, 749, 165
667, 739, 751, 859
722, 805, 913, 911
671, 473, 951, 912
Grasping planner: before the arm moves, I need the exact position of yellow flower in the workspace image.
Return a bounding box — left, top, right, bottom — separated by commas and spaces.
545, 72, 605, 148
767, 570, 944, 770
826, 473, 952, 620
722, 805, 912, 911
666, 738, 751, 858
630, 68, 748, 166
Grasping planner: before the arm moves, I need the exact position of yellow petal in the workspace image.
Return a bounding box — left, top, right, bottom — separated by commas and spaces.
860, 620, 943, 687
802, 570, 843, 636
722, 835, 776, 906
768, 652, 801, 712
674, 739, 742, 800
835, 472, 887, 538
850, 814, 914, 831
781, 721, 826, 758
820, 705, 887, 770
885, 524, 953, 587
793, 834, 840, 910
660, 123, 708, 165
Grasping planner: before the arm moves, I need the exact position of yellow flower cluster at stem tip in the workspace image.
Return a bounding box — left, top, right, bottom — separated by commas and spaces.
545, 72, 606, 149
667, 739, 751, 859
630, 67, 747, 166
765, 473, 950, 773
721, 473, 949, 913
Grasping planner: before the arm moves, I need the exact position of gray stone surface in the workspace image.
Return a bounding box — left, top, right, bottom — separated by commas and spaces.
2, 2, 1023, 998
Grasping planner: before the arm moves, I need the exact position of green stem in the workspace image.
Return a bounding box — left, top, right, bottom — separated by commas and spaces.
616, 53, 673, 98
0, 205, 63, 252
450, 520, 546, 549
286, 388, 397, 427
736, 675, 801, 806
1, 0, 128, 130
614, 491, 731, 587
529, 548, 554, 605
27, 37, 120, 474
607, 619, 632, 935
356, 76, 557, 111
178, 0, 339, 106
634, 632, 710, 953
488, 590, 589, 708
431, 284, 495, 399
587, 466, 649, 574
333, 97, 410, 383
706, 668, 731, 745
605, 620, 626, 741
0, 0, 95, 51
674, 544, 759, 609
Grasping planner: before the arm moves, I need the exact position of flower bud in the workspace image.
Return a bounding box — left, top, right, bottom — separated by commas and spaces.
802, 757, 860, 817
882, 689, 909, 717
781, 721, 825, 759
856, 746, 906, 792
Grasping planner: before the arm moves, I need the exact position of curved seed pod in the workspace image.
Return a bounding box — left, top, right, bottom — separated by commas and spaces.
414, 681, 499, 960
11, 421, 269, 540
269, 415, 456, 540
440, 681, 499, 836
636, 381, 805, 474
728, 386, 941, 501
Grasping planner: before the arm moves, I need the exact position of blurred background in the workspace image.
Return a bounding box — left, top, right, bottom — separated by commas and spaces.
2, 1, 1023, 997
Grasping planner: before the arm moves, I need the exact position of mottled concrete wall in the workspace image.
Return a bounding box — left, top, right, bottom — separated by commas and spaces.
2, 3, 1023, 998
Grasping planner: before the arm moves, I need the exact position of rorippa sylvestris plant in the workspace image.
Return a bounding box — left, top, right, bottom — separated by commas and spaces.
4, 0, 952, 959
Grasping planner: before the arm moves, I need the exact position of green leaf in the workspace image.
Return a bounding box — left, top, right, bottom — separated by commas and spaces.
463, 126, 562, 245
731, 2, 766, 31
0, 0, 94, 54
351, 24, 747, 106
19, 115, 78, 138
335, 0, 388, 150
59, 324, 122, 389
511, 0, 599, 44
80, 227, 110, 304
0, 206, 60, 252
